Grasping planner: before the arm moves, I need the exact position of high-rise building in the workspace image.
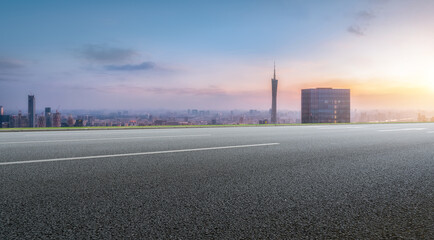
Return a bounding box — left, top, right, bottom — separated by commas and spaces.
53, 111, 61, 127
271, 63, 278, 124
67, 115, 75, 127
301, 88, 350, 123
17, 111, 29, 128
37, 115, 46, 128
9, 115, 18, 128
28, 95, 35, 127
0, 106, 9, 128
45, 107, 52, 127
0, 115, 9, 128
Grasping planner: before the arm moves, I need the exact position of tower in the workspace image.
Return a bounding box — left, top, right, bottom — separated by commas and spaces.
28, 95, 35, 127
271, 63, 278, 124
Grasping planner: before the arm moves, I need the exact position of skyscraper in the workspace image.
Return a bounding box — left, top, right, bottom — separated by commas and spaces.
271, 63, 278, 124
53, 111, 61, 127
45, 107, 52, 127
28, 95, 35, 127
301, 88, 350, 123
67, 115, 75, 127
0, 106, 7, 128
37, 115, 46, 128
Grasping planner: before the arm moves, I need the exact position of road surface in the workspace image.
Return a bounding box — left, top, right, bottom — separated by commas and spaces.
1, 123, 433, 238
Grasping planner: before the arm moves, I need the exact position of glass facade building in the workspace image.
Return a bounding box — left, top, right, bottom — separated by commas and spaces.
301, 88, 350, 123
45, 107, 52, 127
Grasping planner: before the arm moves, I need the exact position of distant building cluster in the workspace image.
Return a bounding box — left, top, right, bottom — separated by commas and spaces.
2, 66, 432, 128
0, 95, 301, 128
0, 96, 62, 128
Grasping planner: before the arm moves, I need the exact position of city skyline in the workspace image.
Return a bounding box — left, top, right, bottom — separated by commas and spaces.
1, 1, 434, 111
3, 90, 434, 129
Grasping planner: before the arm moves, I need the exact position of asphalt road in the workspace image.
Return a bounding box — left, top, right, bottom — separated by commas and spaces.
1, 123, 433, 239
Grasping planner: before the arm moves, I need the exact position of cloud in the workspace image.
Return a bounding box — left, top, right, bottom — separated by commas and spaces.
68, 85, 98, 91
347, 8, 378, 37
104, 61, 155, 71
78, 44, 137, 63
357, 10, 376, 20
0, 77, 19, 82
0, 59, 25, 70
368, 0, 389, 4
98, 85, 227, 96
347, 25, 365, 36
146, 87, 227, 96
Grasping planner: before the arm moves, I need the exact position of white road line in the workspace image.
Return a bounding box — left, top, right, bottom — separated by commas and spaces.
378, 128, 426, 132
0, 134, 211, 145
317, 127, 362, 130
22, 129, 186, 136
0, 143, 280, 166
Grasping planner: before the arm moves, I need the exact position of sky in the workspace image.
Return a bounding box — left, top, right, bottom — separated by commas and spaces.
1, 0, 434, 112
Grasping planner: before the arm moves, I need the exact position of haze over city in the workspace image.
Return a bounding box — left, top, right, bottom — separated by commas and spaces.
1, 0, 434, 111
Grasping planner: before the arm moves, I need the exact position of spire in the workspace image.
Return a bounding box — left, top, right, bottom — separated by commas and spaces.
273, 61, 276, 80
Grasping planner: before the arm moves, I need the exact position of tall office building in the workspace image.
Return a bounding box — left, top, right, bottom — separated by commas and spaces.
271, 63, 278, 124
0, 106, 7, 128
28, 95, 35, 127
17, 111, 29, 128
37, 115, 46, 128
53, 111, 61, 127
45, 107, 52, 127
301, 88, 350, 123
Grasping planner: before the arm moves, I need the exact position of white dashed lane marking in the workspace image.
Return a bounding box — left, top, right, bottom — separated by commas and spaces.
378, 128, 426, 132
0, 143, 280, 166
0, 134, 211, 145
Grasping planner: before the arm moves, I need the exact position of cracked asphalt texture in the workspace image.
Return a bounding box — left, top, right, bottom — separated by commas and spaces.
1, 123, 433, 239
